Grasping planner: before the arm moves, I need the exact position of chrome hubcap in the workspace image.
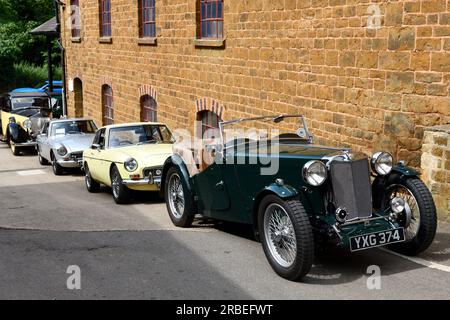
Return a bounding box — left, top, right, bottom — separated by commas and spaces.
85, 169, 91, 188
264, 203, 297, 268
112, 171, 120, 198
168, 173, 184, 219
387, 185, 421, 241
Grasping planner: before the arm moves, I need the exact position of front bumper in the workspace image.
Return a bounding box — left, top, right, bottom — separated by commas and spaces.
319, 211, 402, 249
122, 176, 162, 189
57, 159, 82, 168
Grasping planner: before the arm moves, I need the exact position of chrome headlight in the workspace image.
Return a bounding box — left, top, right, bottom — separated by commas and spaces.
390, 197, 405, 213
57, 145, 68, 156
124, 158, 138, 172
371, 152, 393, 176
302, 160, 327, 186
23, 119, 32, 130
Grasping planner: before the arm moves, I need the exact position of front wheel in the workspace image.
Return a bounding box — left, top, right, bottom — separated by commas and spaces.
165, 167, 194, 227
384, 176, 437, 256
52, 157, 64, 175
258, 195, 314, 281
110, 165, 132, 204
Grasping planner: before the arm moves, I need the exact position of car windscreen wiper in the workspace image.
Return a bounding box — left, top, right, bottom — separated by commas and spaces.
137, 140, 159, 145
13, 106, 52, 111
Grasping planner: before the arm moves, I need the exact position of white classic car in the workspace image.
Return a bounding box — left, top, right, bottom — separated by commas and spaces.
36, 118, 98, 175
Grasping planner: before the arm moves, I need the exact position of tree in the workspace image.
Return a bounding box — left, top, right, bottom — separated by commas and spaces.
0, 0, 59, 91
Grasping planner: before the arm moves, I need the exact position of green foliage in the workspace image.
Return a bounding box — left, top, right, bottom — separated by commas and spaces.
0, 0, 60, 92
0, 62, 61, 92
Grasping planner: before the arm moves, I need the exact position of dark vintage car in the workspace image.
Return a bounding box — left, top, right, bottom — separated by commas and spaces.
0, 92, 52, 155
161, 114, 437, 281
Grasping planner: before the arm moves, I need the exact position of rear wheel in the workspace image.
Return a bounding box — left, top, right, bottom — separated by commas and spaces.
258, 195, 314, 281
110, 165, 132, 204
84, 163, 100, 193
384, 176, 437, 256
165, 167, 194, 227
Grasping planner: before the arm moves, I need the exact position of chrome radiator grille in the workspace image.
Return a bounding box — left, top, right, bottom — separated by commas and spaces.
330, 158, 372, 221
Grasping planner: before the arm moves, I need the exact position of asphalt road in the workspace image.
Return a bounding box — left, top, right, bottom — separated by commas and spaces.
0, 143, 449, 300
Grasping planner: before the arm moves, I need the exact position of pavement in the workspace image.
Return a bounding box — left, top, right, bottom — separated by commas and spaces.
0, 143, 449, 300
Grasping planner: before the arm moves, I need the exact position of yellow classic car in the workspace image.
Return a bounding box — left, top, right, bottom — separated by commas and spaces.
0, 92, 52, 155
83, 122, 175, 204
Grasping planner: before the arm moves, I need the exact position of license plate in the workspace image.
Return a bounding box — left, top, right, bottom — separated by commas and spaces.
349, 228, 405, 252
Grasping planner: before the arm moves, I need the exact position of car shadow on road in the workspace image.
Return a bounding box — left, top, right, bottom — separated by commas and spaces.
206, 220, 438, 285
416, 230, 450, 264
7, 147, 37, 157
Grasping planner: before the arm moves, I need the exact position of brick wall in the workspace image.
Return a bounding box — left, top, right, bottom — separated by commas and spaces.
62, 0, 450, 167
421, 125, 450, 220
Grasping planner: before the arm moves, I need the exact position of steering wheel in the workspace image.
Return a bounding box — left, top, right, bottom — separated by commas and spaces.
119, 140, 133, 146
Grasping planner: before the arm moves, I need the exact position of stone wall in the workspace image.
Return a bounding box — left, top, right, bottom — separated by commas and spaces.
421, 125, 450, 221
62, 0, 450, 167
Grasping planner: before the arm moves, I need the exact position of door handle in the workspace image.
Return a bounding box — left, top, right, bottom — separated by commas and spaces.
215, 181, 224, 188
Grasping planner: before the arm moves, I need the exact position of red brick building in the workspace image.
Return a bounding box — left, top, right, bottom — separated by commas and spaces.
62, 0, 449, 168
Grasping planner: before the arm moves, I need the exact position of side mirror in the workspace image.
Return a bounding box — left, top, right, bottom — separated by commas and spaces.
91, 143, 101, 150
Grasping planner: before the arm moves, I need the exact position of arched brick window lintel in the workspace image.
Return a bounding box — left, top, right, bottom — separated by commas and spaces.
138, 84, 157, 101
195, 97, 226, 139
195, 97, 226, 120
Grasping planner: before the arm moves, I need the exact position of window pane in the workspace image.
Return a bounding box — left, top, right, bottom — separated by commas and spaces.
211, 1, 217, 18
218, 1, 223, 18
207, 2, 212, 19
211, 21, 217, 38
202, 22, 207, 38
207, 21, 212, 38
201, 2, 206, 19
218, 21, 223, 38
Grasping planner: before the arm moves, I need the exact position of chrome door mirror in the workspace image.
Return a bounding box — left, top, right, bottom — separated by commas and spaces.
91, 143, 101, 150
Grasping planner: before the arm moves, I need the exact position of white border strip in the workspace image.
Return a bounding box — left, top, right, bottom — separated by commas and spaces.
16, 170, 46, 176
381, 248, 450, 273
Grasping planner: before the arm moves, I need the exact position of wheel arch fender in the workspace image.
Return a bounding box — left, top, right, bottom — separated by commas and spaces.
372, 165, 420, 209
251, 183, 300, 239
7, 122, 20, 142
161, 154, 197, 214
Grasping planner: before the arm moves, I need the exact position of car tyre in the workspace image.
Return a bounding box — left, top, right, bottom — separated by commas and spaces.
384, 176, 437, 256
85, 163, 100, 193
52, 156, 64, 175
258, 195, 314, 281
165, 167, 194, 227
38, 147, 49, 165
110, 165, 132, 204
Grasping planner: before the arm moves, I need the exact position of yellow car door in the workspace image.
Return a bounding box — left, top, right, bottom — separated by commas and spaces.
85, 128, 107, 182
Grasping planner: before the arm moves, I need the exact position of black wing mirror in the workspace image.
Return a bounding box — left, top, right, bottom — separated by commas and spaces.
91, 143, 101, 150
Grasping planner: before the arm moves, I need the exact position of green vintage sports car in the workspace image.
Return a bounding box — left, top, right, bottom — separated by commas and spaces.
161, 114, 437, 281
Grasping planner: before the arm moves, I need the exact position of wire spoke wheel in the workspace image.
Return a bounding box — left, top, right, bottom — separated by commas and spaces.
112, 170, 121, 199
168, 173, 185, 219
264, 203, 297, 268
387, 185, 420, 241
85, 168, 92, 188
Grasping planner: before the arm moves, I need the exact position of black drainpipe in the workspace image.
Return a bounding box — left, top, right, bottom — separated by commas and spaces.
54, 0, 68, 116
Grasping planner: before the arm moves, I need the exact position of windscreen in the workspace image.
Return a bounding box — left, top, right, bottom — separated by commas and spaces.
108, 125, 174, 148
51, 120, 98, 136
11, 97, 50, 110
219, 116, 311, 148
